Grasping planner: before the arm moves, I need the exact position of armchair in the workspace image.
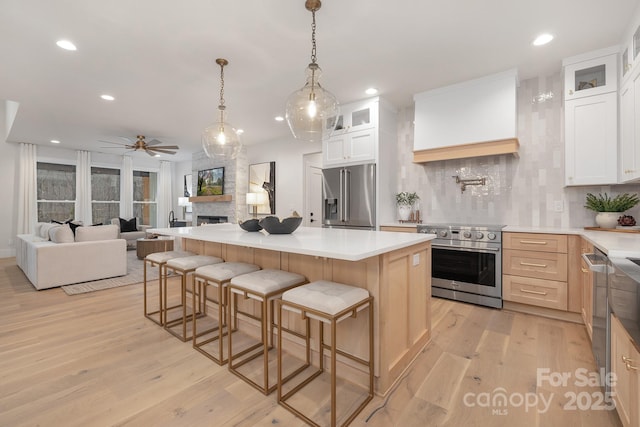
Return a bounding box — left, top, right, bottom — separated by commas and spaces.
110, 218, 151, 248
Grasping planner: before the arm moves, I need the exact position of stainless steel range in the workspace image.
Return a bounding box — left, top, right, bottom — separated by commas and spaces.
418, 223, 504, 309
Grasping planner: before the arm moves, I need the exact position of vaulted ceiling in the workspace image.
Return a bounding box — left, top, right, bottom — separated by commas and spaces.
1, 0, 637, 161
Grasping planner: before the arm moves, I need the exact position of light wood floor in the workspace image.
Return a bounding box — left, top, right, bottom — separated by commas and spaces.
0, 257, 622, 427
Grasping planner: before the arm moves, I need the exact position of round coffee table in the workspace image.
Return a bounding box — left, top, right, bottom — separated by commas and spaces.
136, 237, 174, 260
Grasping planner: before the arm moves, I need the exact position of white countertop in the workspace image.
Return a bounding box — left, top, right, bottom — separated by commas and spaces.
149, 223, 435, 262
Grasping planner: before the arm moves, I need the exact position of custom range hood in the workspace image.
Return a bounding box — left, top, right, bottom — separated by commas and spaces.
413, 69, 519, 163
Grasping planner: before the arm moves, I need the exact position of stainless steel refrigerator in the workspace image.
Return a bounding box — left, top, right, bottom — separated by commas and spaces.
322, 163, 376, 230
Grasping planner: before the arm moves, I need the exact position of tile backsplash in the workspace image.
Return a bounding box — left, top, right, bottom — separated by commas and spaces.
397, 73, 640, 228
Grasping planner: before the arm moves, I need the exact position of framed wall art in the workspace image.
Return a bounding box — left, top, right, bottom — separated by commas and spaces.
248, 161, 275, 214
197, 167, 224, 196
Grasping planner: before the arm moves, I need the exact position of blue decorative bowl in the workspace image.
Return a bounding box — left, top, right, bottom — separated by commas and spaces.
259, 216, 302, 234
238, 219, 262, 232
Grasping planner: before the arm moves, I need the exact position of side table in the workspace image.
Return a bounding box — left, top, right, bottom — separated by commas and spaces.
136, 237, 174, 260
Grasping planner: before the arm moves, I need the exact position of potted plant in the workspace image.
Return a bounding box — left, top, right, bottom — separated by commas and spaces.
396, 192, 420, 221
584, 192, 639, 228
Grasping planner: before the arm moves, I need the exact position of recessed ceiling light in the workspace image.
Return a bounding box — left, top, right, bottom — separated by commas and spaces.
154, 154, 161, 157
236, 129, 244, 135
274, 116, 284, 122
56, 40, 77, 51
50, 139, 61, 144
532, 33, 554, 46
365, 88, 378, 95
100, 94, 115, 101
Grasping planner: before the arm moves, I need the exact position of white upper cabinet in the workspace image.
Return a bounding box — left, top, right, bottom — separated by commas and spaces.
412, 69, 519, 162
563, 48, 619, 186
563, 48, 618, 100
325, 98, 378, 137
322, 97, 394, 168
619, 64, 640, 182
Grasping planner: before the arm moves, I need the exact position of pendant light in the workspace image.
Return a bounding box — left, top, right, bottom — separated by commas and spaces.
202, 58, 241, 158
285, 0, 339, 143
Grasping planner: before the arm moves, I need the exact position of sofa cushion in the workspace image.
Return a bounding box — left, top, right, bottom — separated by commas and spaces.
39, 223, 58, 240
75, 224, 119, 242
51, 223, 75, 243
119, 217, 137, 232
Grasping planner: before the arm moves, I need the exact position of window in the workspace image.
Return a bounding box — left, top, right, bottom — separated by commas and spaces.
91, 167, 120, 225
37, 162, 76, 222
133, 170, 157, 227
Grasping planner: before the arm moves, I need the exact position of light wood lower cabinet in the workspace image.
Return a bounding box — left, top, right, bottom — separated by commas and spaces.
379, 226, 417, 233
503, 275, 568, 310
503, 232, 573, 311
610, 313, 640, 427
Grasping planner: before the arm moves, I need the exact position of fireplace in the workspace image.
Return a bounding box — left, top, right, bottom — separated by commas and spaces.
197, 215, 228, 226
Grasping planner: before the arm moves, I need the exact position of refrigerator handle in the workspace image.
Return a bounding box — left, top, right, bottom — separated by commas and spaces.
344, 169, 350, 222
339, 169, 344, 222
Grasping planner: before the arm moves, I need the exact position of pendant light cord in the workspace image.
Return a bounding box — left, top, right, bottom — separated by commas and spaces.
218, 62, 226, 110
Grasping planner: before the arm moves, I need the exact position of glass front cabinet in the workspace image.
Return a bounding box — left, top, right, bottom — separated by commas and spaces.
563, 51, 618, 100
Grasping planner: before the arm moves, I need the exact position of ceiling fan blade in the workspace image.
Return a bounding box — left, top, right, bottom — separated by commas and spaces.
98, 139, 129, 146
118, 136, 135, 143
151, 145, 179, 150
146, 139, 163, 146
144, 149, 157, 157
147, 148, 177, 155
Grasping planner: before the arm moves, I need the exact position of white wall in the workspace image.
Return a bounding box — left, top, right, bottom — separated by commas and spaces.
246, 138, 321, 218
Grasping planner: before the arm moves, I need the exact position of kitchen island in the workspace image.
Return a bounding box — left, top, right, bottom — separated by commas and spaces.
149, 223, 435, 395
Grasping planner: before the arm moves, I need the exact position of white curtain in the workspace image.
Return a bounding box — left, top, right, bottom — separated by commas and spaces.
74, 150, 92, 224
156, 161, 172, 228
120, 155, 133, 218
17, 143, 37, 234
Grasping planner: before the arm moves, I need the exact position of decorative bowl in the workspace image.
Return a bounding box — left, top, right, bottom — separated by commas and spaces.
238, 218, 262, 232
259, 216, 302, 234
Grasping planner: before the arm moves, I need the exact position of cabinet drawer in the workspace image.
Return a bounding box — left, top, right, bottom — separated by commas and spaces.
503, 249, 568, 281
503, 232, 568, 253
503, 275, 568, 310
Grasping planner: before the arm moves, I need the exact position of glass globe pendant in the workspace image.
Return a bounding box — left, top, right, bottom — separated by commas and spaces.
285, 0, 339, 143
202, 58, 241, 159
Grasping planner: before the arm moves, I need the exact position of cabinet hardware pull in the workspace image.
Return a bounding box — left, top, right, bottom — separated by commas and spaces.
581, 268, 589, 273
519, 240, 548, 245
623, 356, 638, 371
520, 262, 548, 268
520, 288, 547, 296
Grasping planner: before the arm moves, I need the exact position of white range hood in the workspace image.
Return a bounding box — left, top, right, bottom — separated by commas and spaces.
413, 69, 519, 163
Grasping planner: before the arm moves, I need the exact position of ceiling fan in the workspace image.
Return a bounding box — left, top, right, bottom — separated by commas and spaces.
99, 135, 179, 156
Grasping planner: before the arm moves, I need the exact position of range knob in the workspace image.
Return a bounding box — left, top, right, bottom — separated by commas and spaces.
430, 229, 437, 234
487, 232, 497, 240
439, 230, 448, 238
463, 231, 472, 238
475, 231, 484, 239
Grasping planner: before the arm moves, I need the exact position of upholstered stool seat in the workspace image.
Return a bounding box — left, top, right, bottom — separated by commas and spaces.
163, 255, 223, 341
143, 250, 195, 326
192, 262, 261, 365
227, 269, 307, 395
277, 280, 374, 427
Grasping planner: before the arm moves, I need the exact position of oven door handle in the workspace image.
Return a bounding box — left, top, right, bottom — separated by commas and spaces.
431, 244, 501, 253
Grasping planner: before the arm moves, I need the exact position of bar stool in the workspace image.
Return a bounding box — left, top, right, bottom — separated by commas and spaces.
143, 250, 195, 326
277, 280, 373, 427
227, 269, 307, 395
163, 255, 223, 341
192, 262, 261, 365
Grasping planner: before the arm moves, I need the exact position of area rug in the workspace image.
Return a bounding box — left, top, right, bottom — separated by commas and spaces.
62, 250, 156, 295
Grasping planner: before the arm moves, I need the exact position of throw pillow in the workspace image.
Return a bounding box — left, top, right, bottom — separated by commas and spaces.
47, 224, 62, 241
119, 217, 137, 233
51, 223, 74, 243
66, 220, 82, 235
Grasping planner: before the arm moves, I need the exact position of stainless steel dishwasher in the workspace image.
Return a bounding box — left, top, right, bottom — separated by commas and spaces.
582, 248, 611, 393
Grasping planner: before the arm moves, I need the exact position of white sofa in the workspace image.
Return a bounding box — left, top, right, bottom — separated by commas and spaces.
16, 223, 127, 290
110, 218, 151, 247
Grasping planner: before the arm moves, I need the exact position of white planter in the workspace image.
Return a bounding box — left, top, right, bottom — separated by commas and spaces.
398, 205, 411, 221
595, 212, 620, 229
